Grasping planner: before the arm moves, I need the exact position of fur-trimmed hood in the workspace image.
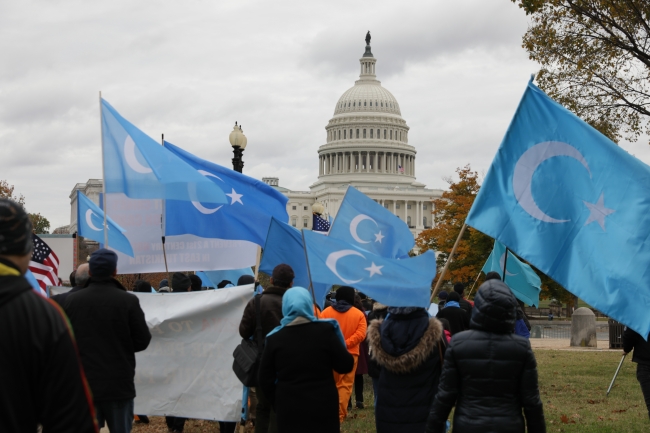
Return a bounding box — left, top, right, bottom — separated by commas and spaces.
367, 317, 443, 374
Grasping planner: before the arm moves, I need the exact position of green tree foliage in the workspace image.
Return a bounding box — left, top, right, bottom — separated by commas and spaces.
511, 0, 650, 142
29, 213, 51, 234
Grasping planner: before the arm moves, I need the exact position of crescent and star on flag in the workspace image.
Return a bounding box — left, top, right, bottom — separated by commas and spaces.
513, 141, 615, 231
123, 135, 244, 215
325, 213, 386, 284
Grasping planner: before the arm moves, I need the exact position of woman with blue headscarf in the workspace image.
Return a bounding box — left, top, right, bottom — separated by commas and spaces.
259, 287, 354, 433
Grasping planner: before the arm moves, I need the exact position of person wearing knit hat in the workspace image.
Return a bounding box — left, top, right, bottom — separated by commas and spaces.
437, 290, 448, 309
63, 247, 151, 433
320, 286, 368, 424
0, 198, 97, 431
171, 272, 191, 292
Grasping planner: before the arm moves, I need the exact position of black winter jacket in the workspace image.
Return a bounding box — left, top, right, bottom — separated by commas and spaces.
435, 305, 469, 335
368, 310, 446, 433
0, 260, 97, 432
426, 280, 545, 433
239, 285, 289, 343
63, 276, 151, 402
623, 327, 650, 365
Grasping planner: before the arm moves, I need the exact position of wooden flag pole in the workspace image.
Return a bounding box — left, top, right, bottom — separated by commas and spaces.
430, 223, 467, 302
253, 246, 262, 281
466, 270, 483, 299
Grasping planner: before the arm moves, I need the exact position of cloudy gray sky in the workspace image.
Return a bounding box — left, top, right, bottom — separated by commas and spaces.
2, 0, 649, 230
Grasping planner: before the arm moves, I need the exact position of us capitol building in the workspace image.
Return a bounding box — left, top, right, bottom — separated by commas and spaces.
66, 37, 442, 238
266, 37, 443, 236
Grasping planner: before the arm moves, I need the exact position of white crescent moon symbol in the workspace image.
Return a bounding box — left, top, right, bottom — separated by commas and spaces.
326, 249, 365, 284
191, 170, 224, 214
124, 135, 153, 174
513, 141, 591, 223
85, 209, 102, 232
499, 252, 516, 277
350, 214, 378, 244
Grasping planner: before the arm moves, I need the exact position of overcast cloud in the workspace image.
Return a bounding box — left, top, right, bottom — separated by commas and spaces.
2, 0, 649, 230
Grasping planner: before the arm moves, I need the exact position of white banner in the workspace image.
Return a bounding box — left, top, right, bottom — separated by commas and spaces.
133, 286, 252, 421
105, 193, 257, 274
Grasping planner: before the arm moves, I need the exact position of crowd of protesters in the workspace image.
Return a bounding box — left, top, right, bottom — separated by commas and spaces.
14, 194, 650, 432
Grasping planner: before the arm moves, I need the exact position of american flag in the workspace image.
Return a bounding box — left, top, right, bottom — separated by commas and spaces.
398, 165, 404, 173
312, 213, 331, 234
29, 233, 61, 290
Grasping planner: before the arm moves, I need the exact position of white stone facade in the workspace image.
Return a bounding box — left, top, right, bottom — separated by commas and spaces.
272, 41, 443, 237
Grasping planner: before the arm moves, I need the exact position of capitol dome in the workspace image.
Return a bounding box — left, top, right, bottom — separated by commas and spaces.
334, 82, 402, 116
314, 42, 416, 187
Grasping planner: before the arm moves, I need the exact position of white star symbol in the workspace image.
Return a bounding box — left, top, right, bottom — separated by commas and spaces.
226, 188, 244, 205
583, 192, 615, 231
364, 262, 383, 278
374, 231, 384, 243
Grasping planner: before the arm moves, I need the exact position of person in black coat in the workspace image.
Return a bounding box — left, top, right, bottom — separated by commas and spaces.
51, 263, 90, 306
367, 306, 446, 433
435, 292, 470, 335
453, 283, 473, 316
0, 198, 97, 433
426, 279, 545, 433
64, 249, 152, 433
259, 287, 354, 433
623, 326, 650, 419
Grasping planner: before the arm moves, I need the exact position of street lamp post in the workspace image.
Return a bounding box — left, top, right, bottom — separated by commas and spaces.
229, 122, 247, 173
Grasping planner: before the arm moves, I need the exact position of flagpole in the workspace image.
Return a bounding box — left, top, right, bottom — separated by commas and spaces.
466, 270, 483, 299
606, 353, 627, 396
431, 223, 467, 301
161, 134, 171, 289
253, 246, 262, 281
502, 247, 510, 282
300, 230, 319, 311
99, 91, 109, 249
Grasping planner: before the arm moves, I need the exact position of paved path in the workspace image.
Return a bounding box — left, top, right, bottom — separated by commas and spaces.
530, 338, 620, 352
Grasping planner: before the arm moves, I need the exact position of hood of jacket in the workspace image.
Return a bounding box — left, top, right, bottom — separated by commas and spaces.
470, 279, 517, 334
367, 317, 442, 374
0, 258, 32, 308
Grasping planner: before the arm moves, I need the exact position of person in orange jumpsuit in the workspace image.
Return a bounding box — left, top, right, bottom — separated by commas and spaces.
320, 286, 367, 423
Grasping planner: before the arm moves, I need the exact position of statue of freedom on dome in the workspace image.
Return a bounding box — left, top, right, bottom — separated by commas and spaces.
365, 31, 371, 46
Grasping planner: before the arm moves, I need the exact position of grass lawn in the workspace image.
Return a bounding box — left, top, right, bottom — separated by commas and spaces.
341, 349, 648, 433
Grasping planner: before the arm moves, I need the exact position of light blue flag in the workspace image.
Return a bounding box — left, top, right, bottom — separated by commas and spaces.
77, 191, 134, 257
163, 141, 289, 246
482, 241, 542, 307
329, 186, 414, 259
259, 218, 330, 309
24, 269, 45, 296
466, 79, 650, 337
197, 268, 254, 288
101, 99, 226, 204
303, 230, 435, 308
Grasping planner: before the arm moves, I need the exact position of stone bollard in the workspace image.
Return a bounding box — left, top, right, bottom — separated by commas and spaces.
570, 307, 597, 347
